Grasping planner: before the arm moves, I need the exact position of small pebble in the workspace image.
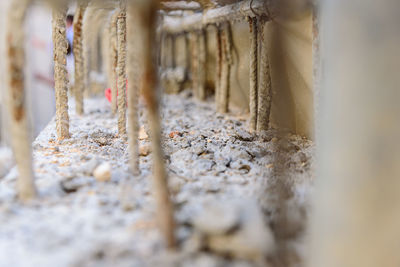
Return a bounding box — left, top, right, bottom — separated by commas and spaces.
93, 162, 111, 182
140, 144, 151, 157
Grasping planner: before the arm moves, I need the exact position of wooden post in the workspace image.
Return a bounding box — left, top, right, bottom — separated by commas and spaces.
217, 21, 232, 113
52, 2, 70, 140
126, 2, 139, 175
310, 1, 400, 267
73, 1, 88, 115
128, 0, 176, 248
248, 16, 258, 132
189, 31, 199, 98
312, 3, 320, 140
109, 11, 119, 114
215, 26, 222, 111
256, 19, 272, 132
6, 0, 37, 201
198, 29, 207, 100
117, 4, 127, 136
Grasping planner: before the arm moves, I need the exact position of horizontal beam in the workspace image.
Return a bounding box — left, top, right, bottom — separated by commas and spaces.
162, 0, 268, 34
161, 1, 202, 11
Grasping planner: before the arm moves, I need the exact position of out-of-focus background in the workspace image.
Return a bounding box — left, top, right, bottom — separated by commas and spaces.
0, 2, 55, 145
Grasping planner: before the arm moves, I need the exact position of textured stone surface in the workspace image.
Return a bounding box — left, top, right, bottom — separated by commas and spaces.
0, 93, 314, 266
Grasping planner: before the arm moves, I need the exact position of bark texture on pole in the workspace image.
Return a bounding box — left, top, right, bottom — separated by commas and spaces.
73, 2, 88, 115
217, 21, 232, 113
129, 0, 176, 248
256, 20, 272, 132
117, 7, 127, 136
6, 0, 37, 201
109, 11, 119, 114
248, 16, 258, 132
126, 3, 140, 175
52, 3, 70, 140
310, 1, 400, 267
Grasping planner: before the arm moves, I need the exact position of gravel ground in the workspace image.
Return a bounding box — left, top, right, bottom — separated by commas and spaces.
0, 91, 314, 267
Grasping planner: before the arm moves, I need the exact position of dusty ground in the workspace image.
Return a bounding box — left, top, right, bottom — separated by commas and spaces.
0, 91, 314, 267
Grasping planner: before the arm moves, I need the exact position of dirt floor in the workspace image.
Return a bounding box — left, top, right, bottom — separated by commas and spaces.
0, 91, 314, 267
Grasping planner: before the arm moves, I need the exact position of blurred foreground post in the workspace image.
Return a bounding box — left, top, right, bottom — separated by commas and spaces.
128, 0, 176, 248
6, 0, 37, 201
310, 1, 400, 267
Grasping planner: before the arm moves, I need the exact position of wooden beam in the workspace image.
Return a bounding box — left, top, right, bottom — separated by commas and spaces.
162, 0, 268, 34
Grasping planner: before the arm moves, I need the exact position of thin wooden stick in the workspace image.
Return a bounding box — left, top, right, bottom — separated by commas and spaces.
129, 0, 176, 248
52, 2, 70, 140
218, 21, 232, 113
215, 26, 222, 111
6, 0, 37, 201
126, 2, 140, 175
198, 29, 207, 100
248, 16, 258, 131
189, 31, 199, 98
73, 1, 88, 115
256, 19, 272, 132
117, 5, 127, 136
109, 11, 119, 114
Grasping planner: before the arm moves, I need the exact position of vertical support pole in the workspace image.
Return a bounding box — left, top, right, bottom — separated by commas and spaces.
310, 1, 400, 267
129, 0, 176, 248
215, 26, 222, 111
218, 21, 232, 114
248, 16, 258, 132
256, 18, 272, 132
198, 29, 207, 100
190, 31, 199, 98
109, 11, 119, 114
6, 0, 37, 201
126, 3, 140, 176
73, 1, 88, 116
117, 4, 127, 136
52, 2, 70, 140
312, 4, 320, 140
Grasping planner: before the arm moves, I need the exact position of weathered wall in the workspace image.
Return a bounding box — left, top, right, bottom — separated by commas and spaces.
176, 8, 314, 138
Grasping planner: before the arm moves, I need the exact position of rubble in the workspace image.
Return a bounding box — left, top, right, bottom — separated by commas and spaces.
0, 93, 314, 266
93, 162, 112, 182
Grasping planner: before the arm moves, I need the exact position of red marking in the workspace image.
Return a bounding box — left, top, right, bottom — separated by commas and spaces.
104, 80, 128, 103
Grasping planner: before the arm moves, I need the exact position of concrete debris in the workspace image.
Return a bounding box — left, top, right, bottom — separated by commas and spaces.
139, 126, 149, 140
192, 198, 274, 260
139, 144, 152, 157
192, 199, 240, 235
93, 162, 112, 182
